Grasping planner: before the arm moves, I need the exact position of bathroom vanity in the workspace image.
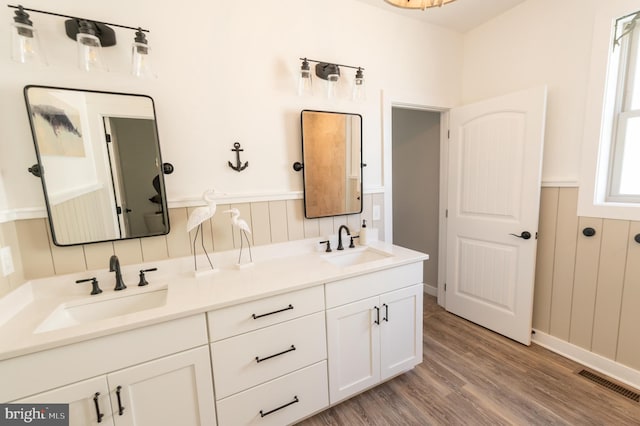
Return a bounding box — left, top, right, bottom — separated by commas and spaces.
0, 239, 427, 425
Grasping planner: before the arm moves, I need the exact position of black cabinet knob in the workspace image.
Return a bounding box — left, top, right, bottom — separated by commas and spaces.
583, 227, 596, 237
635, 234, 640, 244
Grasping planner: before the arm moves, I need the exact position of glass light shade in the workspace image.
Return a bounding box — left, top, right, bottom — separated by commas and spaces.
131, 42, 156, 78
10, 22, 46, 65
326, 73, 339, 99
352, 69, 366, 101
297, 67, 313, 96
77, 32, 107, 72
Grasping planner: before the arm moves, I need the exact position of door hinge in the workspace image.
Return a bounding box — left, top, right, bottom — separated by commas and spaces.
447, 129, 450, 139
444, 283, 447, 291
116, 206, 122, 214
445, 209, 448, 218
106, 134, 112, 143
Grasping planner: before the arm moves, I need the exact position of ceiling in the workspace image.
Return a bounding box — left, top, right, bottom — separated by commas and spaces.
354, 0, 527, 33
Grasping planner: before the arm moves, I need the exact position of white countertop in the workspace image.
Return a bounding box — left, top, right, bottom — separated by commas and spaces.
0, 238, 427, 361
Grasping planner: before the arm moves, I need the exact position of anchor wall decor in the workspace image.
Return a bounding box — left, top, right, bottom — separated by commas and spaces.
228, 142, 249, 172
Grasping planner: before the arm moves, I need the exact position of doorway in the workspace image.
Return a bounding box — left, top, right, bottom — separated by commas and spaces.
391, 108, 441, 296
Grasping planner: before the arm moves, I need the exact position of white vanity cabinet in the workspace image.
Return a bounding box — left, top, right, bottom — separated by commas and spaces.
325, 263, 424, 404
16, 346, 214, 426
0, 241, 428, 426
3, 315, 216, 426
207, 285, 329, 425
17, 376, 112, 426
106, 346, 215, 426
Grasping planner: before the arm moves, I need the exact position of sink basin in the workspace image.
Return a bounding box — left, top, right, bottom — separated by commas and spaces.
322, 247, 392, 267
35, 288, 168, 333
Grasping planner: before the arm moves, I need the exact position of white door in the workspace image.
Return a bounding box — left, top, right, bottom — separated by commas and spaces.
107, 346, 216, 426
445, 86, 547, 345
326, 296, 380, 404
379, 284, 423, 380
17, 376, 114, 426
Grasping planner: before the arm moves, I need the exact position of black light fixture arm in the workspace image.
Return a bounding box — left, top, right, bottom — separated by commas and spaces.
299, 57, 363, 71
7, 4, 150, 33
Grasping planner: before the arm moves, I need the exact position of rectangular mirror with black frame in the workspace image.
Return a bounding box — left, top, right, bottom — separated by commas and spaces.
24, 85, 170, 246
300, 110, 363, 219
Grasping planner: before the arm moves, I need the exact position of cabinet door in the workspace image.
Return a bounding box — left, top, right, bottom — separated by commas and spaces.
107, 346, 216, 426
380, 284, 423, 380
326, 296, 380, 404
16, 376, 114, 426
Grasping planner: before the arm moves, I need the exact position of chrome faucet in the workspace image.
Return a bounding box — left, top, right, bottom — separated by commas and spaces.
337, 225, 351, 250
109, 255, 127, 291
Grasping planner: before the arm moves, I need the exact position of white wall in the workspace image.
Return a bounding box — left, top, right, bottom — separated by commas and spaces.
462, 0, 598, 185
1, 0, 462, 215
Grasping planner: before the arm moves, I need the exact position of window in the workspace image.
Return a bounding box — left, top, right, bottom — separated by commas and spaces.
578, 5, 640, 221
607, 11, 640, 202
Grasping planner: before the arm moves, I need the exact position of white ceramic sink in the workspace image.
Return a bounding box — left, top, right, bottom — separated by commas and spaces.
35, 287, 168, 333
322, 247, 392, 267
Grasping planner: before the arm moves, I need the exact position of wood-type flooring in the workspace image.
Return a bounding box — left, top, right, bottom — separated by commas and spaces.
299, 295, 640, 425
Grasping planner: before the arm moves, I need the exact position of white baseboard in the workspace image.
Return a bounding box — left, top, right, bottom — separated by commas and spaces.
532, 329, 640, 391
424, 283, 437, 297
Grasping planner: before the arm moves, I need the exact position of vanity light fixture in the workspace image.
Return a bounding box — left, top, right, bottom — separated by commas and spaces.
352, 67, 366, 101
131, 28, 155, 78
9, 5, 45, 65
316, 62, 340, 99
384, 0, 456, 10
297, 57, 365, 100
297, 58, 313, 96
7, 4, 154, 77
76, 20, 107, 72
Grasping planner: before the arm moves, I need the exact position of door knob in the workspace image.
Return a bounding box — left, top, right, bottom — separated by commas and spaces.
510, 231, 531, 240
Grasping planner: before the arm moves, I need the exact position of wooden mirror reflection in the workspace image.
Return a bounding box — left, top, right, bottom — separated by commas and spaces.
301, 110, 363, 218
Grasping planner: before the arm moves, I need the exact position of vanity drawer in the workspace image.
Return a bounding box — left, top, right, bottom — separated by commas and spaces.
211, 311, 326, 399
216, 361, 328, 426
325, 262, 423, 308
208, 285, 324, 341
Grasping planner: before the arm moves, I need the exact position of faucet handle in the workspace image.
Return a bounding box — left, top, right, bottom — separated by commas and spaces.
138, 268, 158, 286
349, 235, 359, 248
76, 277, 102, 295
319, 240, 332, 253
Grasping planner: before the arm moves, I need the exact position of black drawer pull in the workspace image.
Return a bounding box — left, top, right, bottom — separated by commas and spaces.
374, 306, 380, 325
93, 392, 104, 423
256, 345, 296, 363
260, 396, 299, 418
383, 303, 389, 322
116, 385, 125, 415
252, 304, 293, 319
583, 227, 596, 237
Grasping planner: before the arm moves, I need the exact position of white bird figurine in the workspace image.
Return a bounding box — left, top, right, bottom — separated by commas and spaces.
224, 208, 253, 265
187, 189, 218, 232
187, 189, 218, 272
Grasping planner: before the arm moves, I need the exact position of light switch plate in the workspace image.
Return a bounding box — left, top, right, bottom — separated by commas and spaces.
0, 246, 14, 277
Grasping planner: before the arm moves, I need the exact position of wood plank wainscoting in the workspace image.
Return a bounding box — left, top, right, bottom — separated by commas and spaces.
300, 296, 640, 425
533, 187, 640, 374
0, 194, 384, 296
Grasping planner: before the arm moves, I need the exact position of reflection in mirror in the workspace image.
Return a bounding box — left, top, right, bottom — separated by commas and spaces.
24, 86, 170, 246
301, 110, 363, 218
